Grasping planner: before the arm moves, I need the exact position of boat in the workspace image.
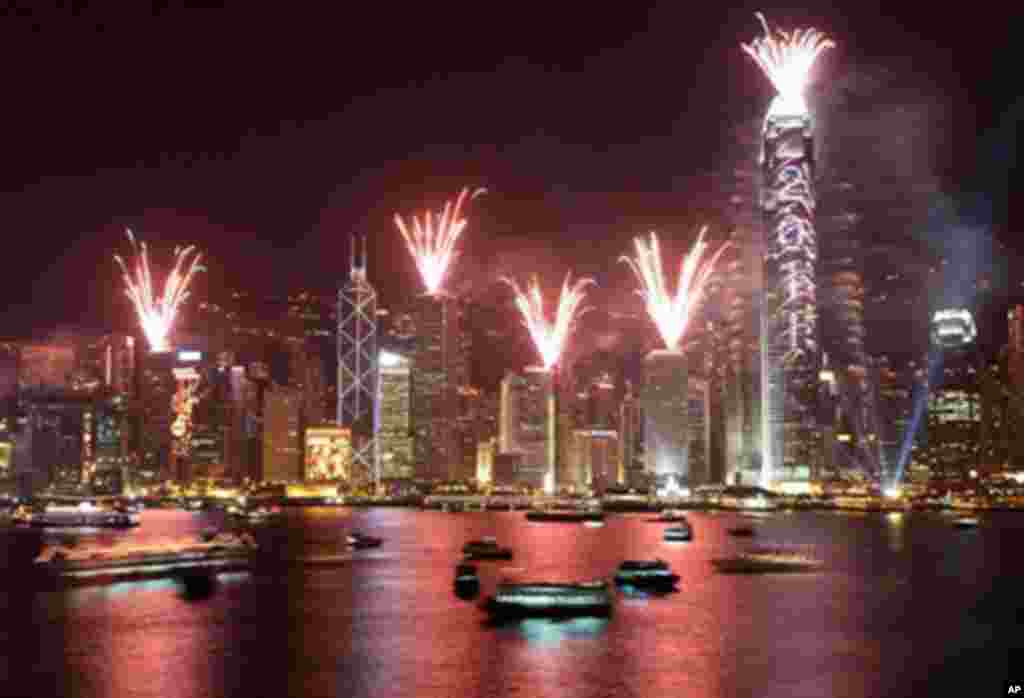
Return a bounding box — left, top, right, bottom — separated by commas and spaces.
953, 517, 980, 529
727, 526, 756, 537
483, 580, 612, 618
12, 502, 139, 528
525, 509, 605, 523
228, 505, 279, 524
455, 562, 479, 583
347, 532, 383, 549
462, 537, 513, 560
614, 560, 679, 588
711, 548, 821, 574
664, 523, 692, 542
651, 509, 688, 523
32, 532, 257, 588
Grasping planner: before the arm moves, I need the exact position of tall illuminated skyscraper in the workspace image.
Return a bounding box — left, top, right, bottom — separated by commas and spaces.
337, 235, 378, 485
377, 350, 413, 480
498, 368, 554, 489
742, 16, 833, 488
410, 293, 469, 482
642, 350, 690, 488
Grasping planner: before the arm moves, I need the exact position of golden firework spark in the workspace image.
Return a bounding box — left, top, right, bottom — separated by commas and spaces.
741, 12, 834, 117
114, 229, 203, 353
503, 272, 595, 371
620, 227, 730, 352
395, 187, 485, 295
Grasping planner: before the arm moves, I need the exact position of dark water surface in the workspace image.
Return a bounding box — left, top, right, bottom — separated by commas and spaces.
2, 508, 1022, 697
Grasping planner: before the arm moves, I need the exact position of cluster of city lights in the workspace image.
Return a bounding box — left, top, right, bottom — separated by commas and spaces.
111, 13, 875, 492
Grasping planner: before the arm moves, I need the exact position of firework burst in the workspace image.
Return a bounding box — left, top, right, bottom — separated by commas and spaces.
114, 229, 204, 353
503, 273, 595, 371
619, 227, 730, 352
741, 12, 834, 117
395, 187, 486, 295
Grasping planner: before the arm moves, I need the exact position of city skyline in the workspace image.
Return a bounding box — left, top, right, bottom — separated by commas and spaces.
0, 6, 1017, 358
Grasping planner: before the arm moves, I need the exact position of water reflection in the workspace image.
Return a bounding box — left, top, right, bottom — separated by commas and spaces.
508, 617, 610, 647
5, 508, 1024, 698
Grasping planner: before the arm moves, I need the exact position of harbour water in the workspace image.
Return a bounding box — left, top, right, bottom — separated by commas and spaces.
2, 507, 1022, 697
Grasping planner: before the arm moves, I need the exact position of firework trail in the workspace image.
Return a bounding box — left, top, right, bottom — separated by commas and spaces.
395, 187, 486, 295
741, 12, 834, 117
503, 272, 595, 371
620, 227, 731, 352
114, 229, 203, 352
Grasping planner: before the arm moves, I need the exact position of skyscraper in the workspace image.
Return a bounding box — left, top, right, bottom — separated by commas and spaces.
760, 108, 821, 489
337, 235, 378, 485
642, 350, 689, 489
410, 292, 469, 482
377, 350, 413, 480
262, 385, 304, 483
498, 367, 554, 490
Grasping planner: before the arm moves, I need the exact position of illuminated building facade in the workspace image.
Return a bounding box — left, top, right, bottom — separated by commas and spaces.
568, 428, 620, 493
918, 308, 982, 480
720, 230, 763, 486
498, 367, 554, 489
304, 425, 352, 482
338, 235, 378, 484
136, 350, 177, 483
377, 351, 414, 480
262, 385, 304, 483
642, 350, 689, 488
618, 384, 646, 490
760, 109, 821, 488
476, 436, 496, 485
410, 292, 469, 482
687, 376, 712, 487
18, 342, 75, 393
226, 364, 267, 482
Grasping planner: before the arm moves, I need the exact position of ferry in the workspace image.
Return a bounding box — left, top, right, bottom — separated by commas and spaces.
33, 532, 257, 588
614, 560, 679, 588
525, 509, 605, 523
13, 502, 139, 528
462, 537, 513, 560
664, 523, 693, 542
711, 547, 821, 574
483, 580, 612, 618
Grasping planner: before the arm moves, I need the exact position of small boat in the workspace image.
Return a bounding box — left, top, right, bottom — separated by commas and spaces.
13, 503, 139, 528
462, 537, 513, 560
953, 517, 980, 529
455, 562, 480, 584
614, 560, 679, 588
727, 526, 756, 537
651, 509, 688, 523
711, 548, 821, 574
664, 524, 692, 542
525, 510, 605, 523
483, 580, 612, 618
347, 532, 383, 549
454, 562, 480, 599
228, 506, 279, 524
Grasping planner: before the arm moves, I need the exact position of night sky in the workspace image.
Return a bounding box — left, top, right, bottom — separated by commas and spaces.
0, 2, 1019, 353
